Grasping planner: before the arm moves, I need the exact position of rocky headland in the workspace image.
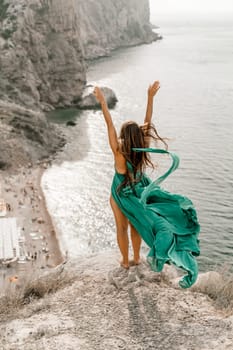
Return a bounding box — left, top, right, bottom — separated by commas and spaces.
0, 0, 157, 169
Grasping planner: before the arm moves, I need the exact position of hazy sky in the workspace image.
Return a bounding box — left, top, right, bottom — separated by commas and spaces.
149, 0, 233, 14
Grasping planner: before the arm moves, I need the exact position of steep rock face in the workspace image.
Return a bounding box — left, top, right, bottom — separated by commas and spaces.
76, 0, 157, 59
0, 0, 156, 168
0, 0, 155, 109
0, 0, 86, 110
0, 100, 65, 169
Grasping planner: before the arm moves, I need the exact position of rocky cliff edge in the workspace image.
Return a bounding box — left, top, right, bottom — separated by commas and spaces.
0, 252, 233, 350
0, 0, 156, 109
0, 0, 157, 168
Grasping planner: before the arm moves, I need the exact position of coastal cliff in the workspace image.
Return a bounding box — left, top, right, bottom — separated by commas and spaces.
77, 0, 157, 59
0, 100, 65, 170
0, 0, 156, 110
0, 0, 156, 168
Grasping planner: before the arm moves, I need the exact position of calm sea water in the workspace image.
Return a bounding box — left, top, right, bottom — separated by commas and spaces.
43, 15, 233, 272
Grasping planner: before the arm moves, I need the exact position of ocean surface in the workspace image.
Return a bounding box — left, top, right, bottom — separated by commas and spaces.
43, 14, 233, 272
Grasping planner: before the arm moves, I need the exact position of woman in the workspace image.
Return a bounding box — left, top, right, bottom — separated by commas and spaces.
94, 82, 200, 288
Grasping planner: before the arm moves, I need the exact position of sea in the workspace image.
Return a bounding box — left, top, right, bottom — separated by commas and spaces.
42, 12, 233, 272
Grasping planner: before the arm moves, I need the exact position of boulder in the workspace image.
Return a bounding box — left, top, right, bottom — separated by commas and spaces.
78, 85, 118, 110
66, 121, 76, 127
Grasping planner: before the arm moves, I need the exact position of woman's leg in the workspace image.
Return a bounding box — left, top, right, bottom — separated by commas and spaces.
110, 196, 129, 268
130, 224, 141, 265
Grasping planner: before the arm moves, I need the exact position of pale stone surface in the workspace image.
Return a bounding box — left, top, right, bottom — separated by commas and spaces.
0, 252, 232, 350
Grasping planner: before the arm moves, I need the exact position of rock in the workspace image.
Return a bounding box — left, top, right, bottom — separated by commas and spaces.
0, 0, 159, 169
0, 160, 9, 170
0, 0, 157, 109
66, 121, 76, 127
78, 86, 118, 110
37, 217, 45, 224
0, 0, 86, 109
77, 0, 159, 60
0, 100, 65, 169
1, 253, 233, 350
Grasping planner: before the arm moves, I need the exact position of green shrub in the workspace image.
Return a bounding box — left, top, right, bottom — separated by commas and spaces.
1, 28, 13, 39
0, 0, 9, 21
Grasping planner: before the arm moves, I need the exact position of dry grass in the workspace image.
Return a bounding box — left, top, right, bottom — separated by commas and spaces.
192, 268, 233, 313
215, 279, 233, 310
0, 262, 77, 319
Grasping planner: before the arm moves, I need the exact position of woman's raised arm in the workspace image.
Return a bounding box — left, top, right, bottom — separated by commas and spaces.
94, 87, 119, 155
144, 81, 160, 125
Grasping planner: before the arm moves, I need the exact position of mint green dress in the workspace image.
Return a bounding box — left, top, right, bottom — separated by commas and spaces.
111, 148, 200, 288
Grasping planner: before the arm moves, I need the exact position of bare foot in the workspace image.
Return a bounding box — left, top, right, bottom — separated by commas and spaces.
120, 261, 129, 269
129, 259, 141, 266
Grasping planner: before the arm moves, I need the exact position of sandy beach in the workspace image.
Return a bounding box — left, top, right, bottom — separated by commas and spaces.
0, 163, 64, 292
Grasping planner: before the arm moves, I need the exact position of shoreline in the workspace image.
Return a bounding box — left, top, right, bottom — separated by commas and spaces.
0, 163, 64, 292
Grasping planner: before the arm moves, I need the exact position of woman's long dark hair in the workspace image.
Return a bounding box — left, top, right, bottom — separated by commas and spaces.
118, 121, 167, 191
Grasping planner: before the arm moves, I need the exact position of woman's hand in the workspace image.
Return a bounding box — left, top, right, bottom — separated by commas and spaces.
148, 81, 160, 99
93, 86, 106, 105
144, 81, 160, 124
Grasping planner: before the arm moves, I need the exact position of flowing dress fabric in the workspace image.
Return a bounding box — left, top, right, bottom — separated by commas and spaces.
111, 148, 200, 288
